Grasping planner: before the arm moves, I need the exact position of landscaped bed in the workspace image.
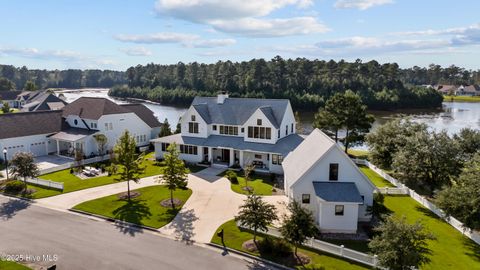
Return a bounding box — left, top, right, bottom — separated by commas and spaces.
383, 195, 479, 270
211, 220, 368, 270
357, 165, 395, 188
73, 185, 192, 228
218, 170, 276, 195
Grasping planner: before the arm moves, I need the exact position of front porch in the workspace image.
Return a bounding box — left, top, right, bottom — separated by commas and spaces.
204, 147, 273, 172
49, 128, 95, 159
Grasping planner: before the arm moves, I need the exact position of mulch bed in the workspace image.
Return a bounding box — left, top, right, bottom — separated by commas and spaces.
241, 186, 254, 192
117, 191, 141, 200
242, 239, 311, 265
242, 239, 260, 252
289, 252, 311, 265
160, 198, 183, 208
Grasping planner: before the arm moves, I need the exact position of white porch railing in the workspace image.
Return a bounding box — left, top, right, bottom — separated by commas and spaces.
237, 222, 379, 268
352, 158, 480, 245
26, 177, 64, 190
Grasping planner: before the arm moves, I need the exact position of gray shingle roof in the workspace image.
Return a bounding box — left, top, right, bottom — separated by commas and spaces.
152, 133, 304, 156
0, 91, 22, 101
313, 182, 363, 203
62, 97, 131, 120
191, 96, 289, 126
120, 104, 162, 128
20, 92, 68, 112
0, 110, 65, 139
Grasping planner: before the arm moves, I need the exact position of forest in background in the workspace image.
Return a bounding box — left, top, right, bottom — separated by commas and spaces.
2, 57, 480, 110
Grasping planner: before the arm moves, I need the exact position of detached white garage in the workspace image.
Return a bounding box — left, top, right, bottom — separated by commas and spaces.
29, 141, 48, 157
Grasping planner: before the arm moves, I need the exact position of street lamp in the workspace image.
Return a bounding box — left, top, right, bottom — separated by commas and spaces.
2, 148, 8, 181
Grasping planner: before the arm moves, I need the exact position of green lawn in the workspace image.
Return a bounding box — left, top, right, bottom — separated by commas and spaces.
347, 149, 369, 160
73, 185, 192, 228
211, 220, 369, 270
219, 171, 275, 195
0, 261, 30, 270
444, 95, 480, 102
25, 152, 166, 199
383, 195, 480, 270
358, 165, 395, 188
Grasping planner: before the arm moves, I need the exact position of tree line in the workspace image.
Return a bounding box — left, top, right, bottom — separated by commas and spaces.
0, 64, 126, 90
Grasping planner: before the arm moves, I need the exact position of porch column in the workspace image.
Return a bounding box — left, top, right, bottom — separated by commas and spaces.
56, 140, 60, 155
229, 148, 235, 167
208, 147, 213, 163
239, 150, 244, 167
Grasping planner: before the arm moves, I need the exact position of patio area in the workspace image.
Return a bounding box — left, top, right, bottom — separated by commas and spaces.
34, 155, 73, 171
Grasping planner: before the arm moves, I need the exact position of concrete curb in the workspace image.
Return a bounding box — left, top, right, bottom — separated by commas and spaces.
206, 243, 293, 270
68, 208, 160, 233
0, 191, 35, 202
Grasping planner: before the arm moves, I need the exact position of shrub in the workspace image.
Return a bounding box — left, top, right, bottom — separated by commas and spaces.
225, 170, 238, 184
269, 173, 277, 183
4, 180, 25, 194
259, 237, 291, 256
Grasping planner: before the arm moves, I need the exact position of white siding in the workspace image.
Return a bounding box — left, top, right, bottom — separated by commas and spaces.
318, 201, 359, 233
243, 109, 277, 144
181, 107, 208, 138
0, 134, 51, 159
278, 101, 296, 140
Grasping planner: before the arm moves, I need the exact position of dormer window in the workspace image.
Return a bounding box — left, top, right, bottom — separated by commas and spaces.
257, 119, 262, 125
329, 163, 339, 181
191, 115, 196, 121
74, 119, 78, 125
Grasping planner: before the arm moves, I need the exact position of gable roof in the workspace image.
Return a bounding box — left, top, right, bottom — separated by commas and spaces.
191, 96, 289, 126
283, 129, 337, 185
313, 182, 364, 203
20, 92, 68, 112
120, 104, 161, 128
0, 110, 64, 139
0, 91, 22, 101
259, 106, 279, 128
62, 97, 131, 120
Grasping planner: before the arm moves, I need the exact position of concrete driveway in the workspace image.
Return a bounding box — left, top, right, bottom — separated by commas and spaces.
36, 167, 289, 244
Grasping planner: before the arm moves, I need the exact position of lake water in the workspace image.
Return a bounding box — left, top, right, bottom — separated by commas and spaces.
57, 89, 480, 147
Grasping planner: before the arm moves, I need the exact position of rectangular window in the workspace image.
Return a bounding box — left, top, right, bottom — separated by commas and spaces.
247, 127, 272, 139
257, 119, 262, 125
241, 128, 244, 133
291, 123, 294, 133
335, 205, 344, 216
285, 125, 288, 135
109, 123, 113, 130
254, 154, 262, 159
161, 143, 170, 152
179, 144, 198, 155
272, 154, 283, 165
302, 194, 310, 204
248, 126, 253, 138
278, 130, 280, 138
105, 123, 108, 130
219, 125, 239, 135
188, 122, 199, 133
213, 125, 217, 131
191, 115, 196, 121
329, 163, 339, 181
361, 195, 365, 205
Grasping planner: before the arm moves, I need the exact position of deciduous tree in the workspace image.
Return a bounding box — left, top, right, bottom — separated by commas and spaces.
158, 143, 188, 208
9, 152, 40, 193
235, 194, 277, 244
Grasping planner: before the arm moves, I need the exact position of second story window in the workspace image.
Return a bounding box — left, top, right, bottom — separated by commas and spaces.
285, 125, 288, 135
213, 125, 217, 131
278, 130, 280, 138
257, 119, 262, 125
248, 126, 271, 139
329, 163, 339, 181
291, 123, 293, 133
191, 115, 196, 121
188, 122, 199, 133
219, 125, 238, 135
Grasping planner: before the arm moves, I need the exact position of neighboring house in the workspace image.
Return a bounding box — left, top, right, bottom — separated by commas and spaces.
0, 97, 161, 160
0, 91, 23, 108
282, 129, 376, 233
20, 91, 68, 112
435, 84, 457, 95
456, 85, 480, 96
151, 93, 304, 174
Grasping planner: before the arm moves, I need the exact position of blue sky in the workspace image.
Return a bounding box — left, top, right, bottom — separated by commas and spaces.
1, 0, 479, 70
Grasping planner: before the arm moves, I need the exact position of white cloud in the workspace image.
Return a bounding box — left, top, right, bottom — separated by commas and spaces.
154, 0, 325, 37
120, 46, 153, 56
189, 39, 236, 48
392, 23, 480, 46
155, 0, 312, 22
114, 32, 198, 44
334, 0, 393, 10
210, 17, 329, 37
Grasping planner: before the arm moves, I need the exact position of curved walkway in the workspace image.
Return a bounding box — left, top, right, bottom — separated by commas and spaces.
36, 167, 288, 244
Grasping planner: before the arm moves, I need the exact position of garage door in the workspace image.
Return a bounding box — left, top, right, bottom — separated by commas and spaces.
30, 142, 47, 157
6, 145, 26, 159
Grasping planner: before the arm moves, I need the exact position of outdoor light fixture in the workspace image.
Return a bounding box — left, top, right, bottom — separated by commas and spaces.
2, 148, 8, 181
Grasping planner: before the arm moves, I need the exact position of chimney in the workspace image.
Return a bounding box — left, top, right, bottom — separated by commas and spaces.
217, 91, 229, 104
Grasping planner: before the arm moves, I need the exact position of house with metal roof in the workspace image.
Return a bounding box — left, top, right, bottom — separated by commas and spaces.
0, 97, 161, 160
282, 129, 376, 233
151, 93, 303, 174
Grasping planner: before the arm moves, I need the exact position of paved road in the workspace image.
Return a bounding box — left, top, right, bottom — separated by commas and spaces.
0, 196, 271, 270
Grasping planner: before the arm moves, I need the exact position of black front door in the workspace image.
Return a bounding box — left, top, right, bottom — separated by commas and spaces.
221, 149, 230, 163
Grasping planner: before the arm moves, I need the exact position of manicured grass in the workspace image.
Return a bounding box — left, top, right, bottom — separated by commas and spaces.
383, 195, 480, 270
219, 171, 275, 195
444, 95, 480, 102
73, 185, 192, 228
0, 261, 31, 270
358, 165, 395, 188
347, 149, 369, 160
26, 152, 166, 199
211, 220, 369, 270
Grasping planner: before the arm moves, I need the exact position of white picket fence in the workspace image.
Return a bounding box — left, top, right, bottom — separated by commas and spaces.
26, 178, 63, 190
237, 222, 379, 268
39, 155, 111, 175
353, 158, 480, 245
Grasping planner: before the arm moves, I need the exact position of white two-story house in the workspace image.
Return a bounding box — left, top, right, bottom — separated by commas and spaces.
0, 97, 161, 160
152, 93, 304, 174
282, 129, 376, 233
